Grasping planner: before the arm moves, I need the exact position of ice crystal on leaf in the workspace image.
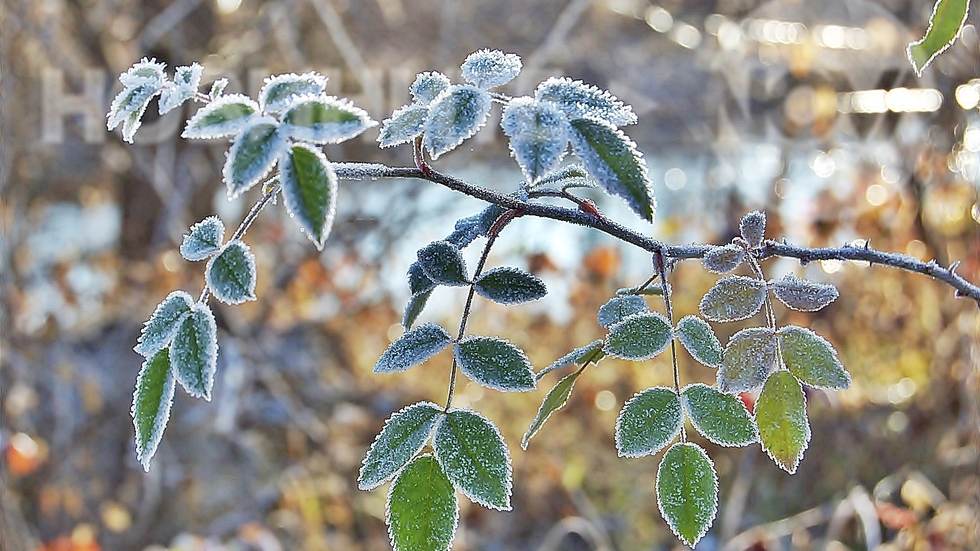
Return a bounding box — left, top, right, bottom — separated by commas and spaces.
379, 104, 429, 148
597, 295, 648, 328
209, 78, 229, 100
501, 97, 570, 184
132, 348, 176, 472
681, 384, 757, 447
460, 49, 522, 89
534, 77, 637, 126
410, 71, 452, 105
536, 340, 604, 381
374, 322, 453, 374
159, 63, 203, 115
656, 443, 718, 548
615, 387, 683, 457
473, 267, 547, 305
206, 240, 257, 305
423, 85, 492, 159
523, 370, 582, 449
454, 336, 535, 392
180, 216, 225, 261
702, 243, 746, 274
258, 72, 328, 113
756, 371, 810, 474
777, 326, 850, 390
279, 143, 338, 249
604, 312, 672, 361
417, 241, 469, 286
107, 78, 162, 143
182, 94, 259, 139
119, 58, 167, 88
772, 274, 839, 312
358, 402, 443, 491
134, 290, 194, 358
222, 117, 285, 199
434, 409, 512, 510
675, 315, 723, 368
386, 455, 458, 551
169, 303, 218, 401
739, 210, 766, 248
279, 95, 376, 144
699, 275, 767, 323
718, 327, 776, 393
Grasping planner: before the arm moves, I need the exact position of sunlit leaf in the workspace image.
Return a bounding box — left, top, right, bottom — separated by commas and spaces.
379, 104, 429, 148
656, 443, 718, 548
258, 72, 328, 113
536, 339, 604, 381
771, 274, 839, 312
206, 240, 257, 305
675, 315, 723, 368
454, 336, 535, 392
460, 49, 522, 89
718, 327, 776, 393
702, 244, 746, 274
280, 95, 376, 144
907, 0, 970, 76
615, 387, 683, 457
434, 409, 512, 510
180, 216, 225, 261
739, 210, 766, 248
403, 289, 434, 330
778, 326, 851, 390
473, 267, 547, 305
132, 348, 176, 472
280, 143, 338, 249
411, 71, 452, 105
107, 82, 161, 144
535, 77, 637, 126
604, 312, 672, 361
756, 371, 810, 474
597, 295, 648, 329
417, 241, 469, 286
374, 322, 453, 374
681, 383, 757, 447
222, 117, 285, 199
181, 94, 259, 139
423, 85, 492, 159
209, 78, 229, 100
134, 290, 194, 357
699, 275, 767, 323
386, 455, 458, 551
501, 97, 569, 184
523, 369, 582, 449
358, 402, 443, 490
118, 57, 167, 88
528, 164, 594, 191
169, 303, 218, 400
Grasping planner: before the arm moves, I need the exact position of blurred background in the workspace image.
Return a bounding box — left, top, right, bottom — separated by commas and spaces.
1, 0, 978, 549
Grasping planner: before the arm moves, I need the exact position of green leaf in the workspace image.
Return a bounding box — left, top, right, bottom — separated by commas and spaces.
535, 77, 637, 126
280, 95, 376, 144
107, 81, 161, 143
258, 72, 328, 113
386, 455, 458, 551
500, 97, 570, 184
454, 336, 535, 392
434, 409, 512, 510
699, 275, 767, 323
597, 295, 648, 329
536, 339, 604, 381
181, 94, 259, 139
280, 143, 338, 249
222, 117, 286, 199
206, 240, 257, 305
473, 267, 547, 305
778, 326, 851, 390
169, 303, 218, 400
756, 371, 810, 473
675, 315, 723, 368
656, 442, 718, 548
417, 241, 469, 286
568, 117, 655, 222
374, 322, 453, 374
180, 216, 225, 261
131, 348, 176, 472
615, 387, 683, 457
423, 85, 492, 159
681, 383, 757, 447
358, 402, 443, 490
907, 0, 970, 77
379, 104, 430, 148
408, 262, 437, 295
523, 369, 582, 449
403, 289, 433, 330
771, 274, 839, 312
134, 290, 194, 357
604, 312, 672, 361
718, 327, 776, 393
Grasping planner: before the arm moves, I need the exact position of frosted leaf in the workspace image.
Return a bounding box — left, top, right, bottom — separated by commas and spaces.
374, 322, 453, 374
656, 443, 718, 548
403, 289, 433, 330
258, 72, 328, 113
423, 85, 492, 159
182, 94, 259, 139
772, 274, 839, 312
534, 77, 637, 126
568, 117, 655, 222
473, 267, 547, 305
134, 290, 194, 357
454, 336, 535, 392
209, 78, 229, 100
358, 401, 443, 490
280, 95, 376, 144
434, 409, 512, 510
107, 81, 162, 143
778, 326, 851, 390
604, 312, 672, 361
407, 262, 437, 295
907, 0, 970, 77
536, 339, 604, 381
379, 104, 429, 148
118, 58, 167, 88
699, 275, 767, 323
675, 315, 723, 368
417, 241, 469, 286
739, 210, 766, 248
159, 63, 203, 115
279, 143, 338, 249
756, 370, 810, 474
702, 244, 746, 274
615, 283, 665, 296
206, 240, 257, 305
444, 215, 482, 249
523, 369, 582, 449
180, 216, 225, 261
222, 116, 285, 199
616, 387, 683, 458
332, 162, 388, 179
597, 295, 648, 329
501, 97, 570, 184
131, 348, 176, 472
169, 302, 218, 400
528, 164, 594, 191
410, 71, 451, 105
718, 328, 776, 393
681, 383, 757, 447
386, 455, 458, 551
460, 49, 522, 89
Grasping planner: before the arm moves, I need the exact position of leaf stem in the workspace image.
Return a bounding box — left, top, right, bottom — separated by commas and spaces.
654, 250, 685, 443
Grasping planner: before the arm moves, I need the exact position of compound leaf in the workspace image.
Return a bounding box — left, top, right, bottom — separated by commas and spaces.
417, 241, 469, 286
718, 327, 776, 393
374, 322, 453, 374
423, 85, 492, 159
222, 116, 285, 199
615, 387, 683, 457
169, 302, 218, 400
182, 94, 259, 139
702, 244, 746, 274
739, 210, 766, 248
460, 49, 522, 89
206, 240, 257, 305
523, 369, 582, 449
258, 72, 328, 113
772, 274, 839, 312
454, 337, 535, 392
280, 95, 375, 144
280, 143, 338, 249
597, 295, 648, 329
536, 339, 604, 381
501, 97, 570, 184
180, 216, 225, 261
604, 312, 672, 361
386, 455, 458, 551
379, 104, 430, 148
134, 290, 194, 357
132, 347, 176, 472
675, 315, 723, 368
535, 77, 637, 126
778, 326, 851, 390
682, 383, 757, 447
656, 442, 718, 548
756, 370, 810, 474
434, 409, 512, 510
473, 267, 547, 305
907, 0, 970, 76
699, 275, 767, 323
358, 401, 443, 490
411, 72, 452, 104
